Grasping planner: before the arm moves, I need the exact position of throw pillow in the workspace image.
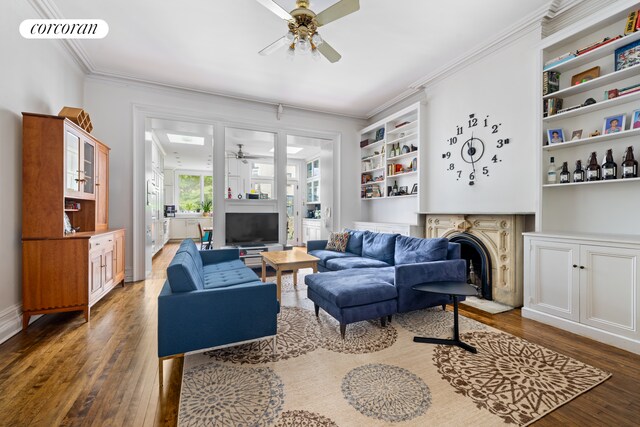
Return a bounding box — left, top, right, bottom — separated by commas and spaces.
326, 232, 350, 252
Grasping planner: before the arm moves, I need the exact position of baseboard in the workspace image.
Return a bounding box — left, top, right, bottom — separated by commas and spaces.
0, 304, 44, 346
522, 307, 640, 355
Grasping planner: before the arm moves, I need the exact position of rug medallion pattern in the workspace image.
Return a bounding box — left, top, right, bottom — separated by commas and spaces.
317, 313, 398, 354
433, 331, 612, 425
395, 305, 487, 337
179, 362, 284, 426
341, 363, 431, 422
273, 410, 338, 427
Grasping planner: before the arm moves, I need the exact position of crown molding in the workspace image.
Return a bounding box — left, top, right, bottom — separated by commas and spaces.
26, 0, 95, 73
86, 73, 367, 121
542, 0, 624, 37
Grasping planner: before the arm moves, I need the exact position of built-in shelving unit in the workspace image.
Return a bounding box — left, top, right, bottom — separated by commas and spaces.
526, 2, 640, 355
359, 103, 424, 203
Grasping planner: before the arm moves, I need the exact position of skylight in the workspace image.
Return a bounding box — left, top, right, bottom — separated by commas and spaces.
269, 146, 303, 154
167, 133, 205, 146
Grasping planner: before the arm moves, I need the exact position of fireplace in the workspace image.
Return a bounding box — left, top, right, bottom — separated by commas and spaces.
425, 214, 533, 307
449, 233, 492, 300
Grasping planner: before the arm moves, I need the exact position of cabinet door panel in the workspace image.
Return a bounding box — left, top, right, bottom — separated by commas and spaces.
65, 130, 81, 195
103, 244, 114, 287
89, 250, 103, 300
529, 240, 580, 321
580, 245, 639, 337
96, 144, 109, 230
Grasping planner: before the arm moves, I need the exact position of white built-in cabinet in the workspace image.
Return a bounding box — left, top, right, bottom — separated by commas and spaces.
524, 233, 640, 353
169, 218, 213, 240
352, 221, 424, 237
302, 219, 322, 243
524, 2, 640, 355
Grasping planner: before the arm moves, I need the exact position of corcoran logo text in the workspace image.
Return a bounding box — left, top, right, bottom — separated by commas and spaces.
20, 19, 109, 39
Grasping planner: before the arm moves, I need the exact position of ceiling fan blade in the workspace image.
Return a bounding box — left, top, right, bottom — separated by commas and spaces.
255, 0, 292, 20
317, 41, 342, 63
315, 0, 360, 27
259, 36, 289, 56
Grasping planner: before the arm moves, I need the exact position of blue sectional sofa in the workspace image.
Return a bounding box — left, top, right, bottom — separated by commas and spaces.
305, 231, 466, 337
157, 240, 279, 386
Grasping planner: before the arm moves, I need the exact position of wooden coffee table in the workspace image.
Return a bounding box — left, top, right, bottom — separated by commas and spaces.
261, 251, 319, 300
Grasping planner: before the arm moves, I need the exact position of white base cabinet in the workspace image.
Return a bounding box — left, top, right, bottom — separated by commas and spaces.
169, 218, 213, 240
524, 232, 640, 354
302, 219, 322, 244
352, 221, 424, 237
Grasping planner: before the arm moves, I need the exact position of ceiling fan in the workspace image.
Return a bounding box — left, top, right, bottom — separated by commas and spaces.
226, 144, 262, 163
256, 0, 360, 63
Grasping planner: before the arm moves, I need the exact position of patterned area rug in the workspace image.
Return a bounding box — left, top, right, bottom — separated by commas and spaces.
179, 285, 610, 426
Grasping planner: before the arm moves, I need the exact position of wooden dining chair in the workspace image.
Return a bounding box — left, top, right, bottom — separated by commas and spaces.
197, 223, 212, 250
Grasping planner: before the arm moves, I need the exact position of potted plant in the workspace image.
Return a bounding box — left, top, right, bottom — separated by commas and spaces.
201, 200, 212, 217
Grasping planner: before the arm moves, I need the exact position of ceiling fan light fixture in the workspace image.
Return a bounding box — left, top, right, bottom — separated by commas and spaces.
287, 44, 296, 60
296, 36, 310, 53
311, 32, 323, 47
285, 30, 295, 42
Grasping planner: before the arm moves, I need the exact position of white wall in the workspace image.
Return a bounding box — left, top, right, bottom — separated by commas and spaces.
83, 77, 364, 279
0, 2, 85, 343
365, 28, 541, 224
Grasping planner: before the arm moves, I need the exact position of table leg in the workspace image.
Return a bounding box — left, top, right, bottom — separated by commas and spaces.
293, 269, 298, 287
276, 269, 282, 301
312, 263, 317, 273
261, 258, 266, 283
413, 295, 477, 353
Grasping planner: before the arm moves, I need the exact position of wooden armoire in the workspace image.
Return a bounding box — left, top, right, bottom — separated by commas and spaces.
21, 113, 125, 328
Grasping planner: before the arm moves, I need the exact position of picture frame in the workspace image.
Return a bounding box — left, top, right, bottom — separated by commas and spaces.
570, 130, 583, 140
547, 128, 564, 145
399, 185, 408, 195
602, 114, 626, 135
615, 39, 640, 71
410, 183, 418, 194
571, 66, 600, 86
632, 109, 640, 130
375, 128, 385, 142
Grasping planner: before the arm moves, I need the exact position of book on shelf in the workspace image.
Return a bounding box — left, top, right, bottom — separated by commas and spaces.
575, 35, 623, 55
543, 53, 576, 70
543, 97, 563, 117
625, 10, 638, 35
542, 71, 561, 95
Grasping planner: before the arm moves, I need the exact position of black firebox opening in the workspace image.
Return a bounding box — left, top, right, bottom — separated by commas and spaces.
449, 233, 492, 300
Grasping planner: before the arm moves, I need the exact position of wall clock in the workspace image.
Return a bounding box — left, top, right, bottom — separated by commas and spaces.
442, 113, 510, 186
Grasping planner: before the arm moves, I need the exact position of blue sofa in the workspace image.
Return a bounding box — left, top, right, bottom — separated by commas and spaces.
157, 240, 279, 386
305, 231, 466, 337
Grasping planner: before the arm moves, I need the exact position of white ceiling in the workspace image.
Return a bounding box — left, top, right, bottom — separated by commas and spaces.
54, 0, 552, 117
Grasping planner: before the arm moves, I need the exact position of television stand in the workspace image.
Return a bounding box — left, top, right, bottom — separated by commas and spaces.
222, 243, 284, 267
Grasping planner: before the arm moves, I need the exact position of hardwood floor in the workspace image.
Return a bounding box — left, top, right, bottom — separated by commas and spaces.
0, 242, 638, 426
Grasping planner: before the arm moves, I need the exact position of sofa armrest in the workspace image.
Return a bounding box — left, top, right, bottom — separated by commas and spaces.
307, 240, 328, 252
158, 280, 278, 358
394, 259, 466, 289
199, 248, 240, 265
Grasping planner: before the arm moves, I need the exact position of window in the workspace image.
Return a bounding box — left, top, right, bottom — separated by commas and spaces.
177, 173, 213, 212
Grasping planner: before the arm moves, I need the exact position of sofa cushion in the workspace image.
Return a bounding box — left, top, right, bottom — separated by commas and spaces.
308, 250, 357, 267
362, 231, 399, 265
325, 256, 390, 270
167, 252, 204, 292
203, 268, 260, 289
345, 229, 365, 256
305, 268, 396, 307
326, 232, 350, 252
394, 236, 449, 265
178, 239, 205, 284
203, 259, 248, 274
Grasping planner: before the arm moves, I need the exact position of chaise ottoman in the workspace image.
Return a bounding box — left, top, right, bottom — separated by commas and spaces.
305, 267, 397, 338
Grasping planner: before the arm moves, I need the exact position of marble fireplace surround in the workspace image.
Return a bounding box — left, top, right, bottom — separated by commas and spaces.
425, 214, 533, 307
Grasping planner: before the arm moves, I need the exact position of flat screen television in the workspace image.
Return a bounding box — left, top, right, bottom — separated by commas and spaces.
225, 212, 279, 246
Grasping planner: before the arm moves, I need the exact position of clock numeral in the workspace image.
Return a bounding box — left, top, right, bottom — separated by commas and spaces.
468, 118, 478, 128
457, 170, 462, 178
469, 172, 475, 180
497, 139, 507, 148
492, 124, 500, 134
448, 163, 455, 171
492, 155, 498, 163
448, 137, 458, 145
456, 126, 463, 136
442, 151, 451, 159
484, 117, 489, 127
482, 166, 489, 175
